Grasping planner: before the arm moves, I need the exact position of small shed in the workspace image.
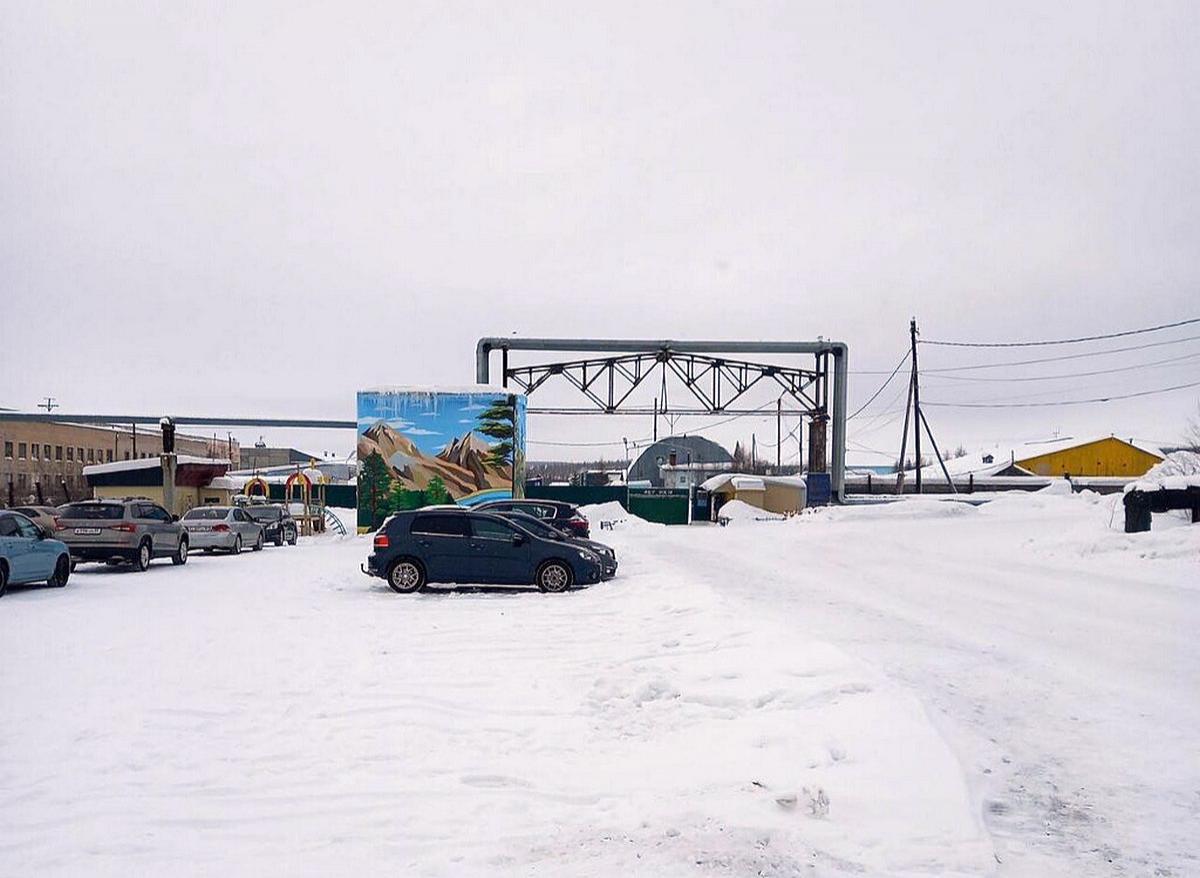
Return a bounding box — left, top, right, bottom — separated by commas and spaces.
701, 473, 807, 517
82, 455, 233, 515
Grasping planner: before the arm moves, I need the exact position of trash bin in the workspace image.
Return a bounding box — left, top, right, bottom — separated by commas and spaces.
806, 472, 832, 507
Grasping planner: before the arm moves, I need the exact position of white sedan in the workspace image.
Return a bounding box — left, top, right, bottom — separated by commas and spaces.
180, 506, 264, 554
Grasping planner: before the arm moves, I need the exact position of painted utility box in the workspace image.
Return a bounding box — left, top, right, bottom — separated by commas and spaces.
356, 386, 526, 531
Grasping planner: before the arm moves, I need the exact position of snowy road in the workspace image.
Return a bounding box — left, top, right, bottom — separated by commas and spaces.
605, 492, 1200, 877
1, 493, 1195, 876
1, 518, 991, 877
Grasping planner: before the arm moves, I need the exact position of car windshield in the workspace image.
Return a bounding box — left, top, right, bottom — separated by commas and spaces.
60, 504, 125, 520
245, 508, 281, 522
184, 507, 229, 520
510, 513, 561, 539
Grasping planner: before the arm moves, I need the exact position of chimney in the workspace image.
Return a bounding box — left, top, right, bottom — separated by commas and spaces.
668, 451, 677, 466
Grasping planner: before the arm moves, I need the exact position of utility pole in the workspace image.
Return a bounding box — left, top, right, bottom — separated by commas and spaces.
751, 433, 757, 470
131, 422, 138, 458
653, 397, 658, 442
38, 397, 58, 413
910, 318, 922, 494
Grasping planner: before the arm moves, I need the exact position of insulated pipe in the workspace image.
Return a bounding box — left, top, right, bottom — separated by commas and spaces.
476, 336, 850, 502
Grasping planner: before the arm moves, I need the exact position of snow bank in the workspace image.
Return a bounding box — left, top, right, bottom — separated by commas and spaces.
579, 500, 657, 532
1126, 450, 1200, 492
717, 499, 785, 523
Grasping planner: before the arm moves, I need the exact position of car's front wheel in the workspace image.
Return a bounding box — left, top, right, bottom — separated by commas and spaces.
172, 538, 188, 565
133, 540, 152, 572
47, 555, 71, 588
536, 560, 573, 593
0, 562, 8, 598
387, 558, 425, 594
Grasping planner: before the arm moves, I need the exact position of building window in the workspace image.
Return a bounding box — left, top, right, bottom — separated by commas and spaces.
107, 449, 113, 462
55, 445, 63, 461
3, 441, 11, 459
124, 452, 130, 460
66, 447, 74, 461
17, 473, 28, 490
18, 442, 27, 459
77, 448, 84, 463
44, 444, 51, 460
32, 444, 40, 460
88, 449, 95, 463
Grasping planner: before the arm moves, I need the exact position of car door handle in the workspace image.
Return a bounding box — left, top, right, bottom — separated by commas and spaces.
417, 539, 432, 547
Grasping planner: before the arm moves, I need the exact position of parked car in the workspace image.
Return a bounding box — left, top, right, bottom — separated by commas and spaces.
475, 499, 591, 538
495, 511, 617, 579
243, 504, 298, 546
363, 508, 603, 594
12, 505, 61, 536
181, 506, 265, 553
0, 510, 72, 597
57, 499, 189, 571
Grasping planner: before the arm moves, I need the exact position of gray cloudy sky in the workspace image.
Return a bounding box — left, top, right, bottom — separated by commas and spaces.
3, 1, 1198, 463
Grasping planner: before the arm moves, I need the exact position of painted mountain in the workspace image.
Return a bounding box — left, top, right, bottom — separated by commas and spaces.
358, 421, 511, 497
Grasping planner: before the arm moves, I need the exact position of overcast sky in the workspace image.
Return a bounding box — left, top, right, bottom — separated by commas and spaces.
3, 1, 1198, 464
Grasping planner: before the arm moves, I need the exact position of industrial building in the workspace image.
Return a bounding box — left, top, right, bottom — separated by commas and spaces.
1, 418, 238, 506
83, 456, 237, 515
1012, 436, 1163, 478
626, 436, 733, 487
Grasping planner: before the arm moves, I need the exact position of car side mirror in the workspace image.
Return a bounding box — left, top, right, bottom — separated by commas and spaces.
36, 528, 48, 540
171, 514, 180, 522
511, 533, 526, 546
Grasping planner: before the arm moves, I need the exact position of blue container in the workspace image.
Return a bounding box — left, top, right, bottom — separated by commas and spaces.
805, 472, 832, 506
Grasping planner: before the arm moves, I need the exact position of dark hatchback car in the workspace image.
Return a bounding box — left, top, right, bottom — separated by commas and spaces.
243, 504, 298, 546
496, 511, 617, 579
475, 499, 591, 538
363, 508, 603, 594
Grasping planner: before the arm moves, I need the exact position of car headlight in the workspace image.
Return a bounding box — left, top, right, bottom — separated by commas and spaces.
577, 548, 599, 563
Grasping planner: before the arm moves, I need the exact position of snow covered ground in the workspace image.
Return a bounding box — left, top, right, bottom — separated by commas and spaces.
1, 494, 1195, 876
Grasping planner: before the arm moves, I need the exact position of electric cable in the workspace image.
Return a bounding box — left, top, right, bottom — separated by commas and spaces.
921, 317, 1200, 348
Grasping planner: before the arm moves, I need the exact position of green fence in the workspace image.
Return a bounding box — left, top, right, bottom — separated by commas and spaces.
628, 489, 691, 525
267, 483, 357, 509
525, 484, 628, 509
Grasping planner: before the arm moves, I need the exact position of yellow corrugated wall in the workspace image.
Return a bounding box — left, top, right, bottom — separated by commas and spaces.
1014, 437, 1162, 477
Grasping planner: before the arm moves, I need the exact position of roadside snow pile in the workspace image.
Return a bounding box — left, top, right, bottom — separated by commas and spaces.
824, 497, 977, 522
1126, 450, 1200, 492
579, 500, 651, 531
718, 499, 785, 523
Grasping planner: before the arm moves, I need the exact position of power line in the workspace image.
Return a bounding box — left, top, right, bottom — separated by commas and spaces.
923, 378, 1200, 408
920, 332, 1200, 373
921, 317, 1200, 348
847, 350, 910, 421
921, 350, 1200, 383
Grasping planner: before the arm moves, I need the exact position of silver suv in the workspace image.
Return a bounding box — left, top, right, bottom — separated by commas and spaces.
57, 499, 189, 571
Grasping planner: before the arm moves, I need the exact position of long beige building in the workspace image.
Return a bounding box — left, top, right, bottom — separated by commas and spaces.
1, 419, 239, 506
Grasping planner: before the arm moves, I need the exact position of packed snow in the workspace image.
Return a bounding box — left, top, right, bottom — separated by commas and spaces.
1127, 449, 1200, 491
1, 491, 1195, 876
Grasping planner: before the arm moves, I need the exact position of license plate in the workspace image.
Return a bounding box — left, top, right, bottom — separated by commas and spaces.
74, 528, 101, 535
191, 526, 211, 532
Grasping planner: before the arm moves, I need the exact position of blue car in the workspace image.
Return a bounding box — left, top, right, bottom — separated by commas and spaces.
363, 508, 604, 594
0, 510, 72, 597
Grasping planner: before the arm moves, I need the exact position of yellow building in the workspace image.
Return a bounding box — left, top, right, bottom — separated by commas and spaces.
1013, 436, 1163, 478
700, 473, 808, 516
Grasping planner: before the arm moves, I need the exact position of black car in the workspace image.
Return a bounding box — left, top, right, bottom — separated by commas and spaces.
475, 499, 591, 538
495, 511, 617, 579
363, 508, 604, 594
243, 504, 298, 546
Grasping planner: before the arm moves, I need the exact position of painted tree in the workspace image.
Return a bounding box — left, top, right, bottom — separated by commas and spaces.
477, 396, 516, 469
425, 475, 452, 505
360, 450, 393, 528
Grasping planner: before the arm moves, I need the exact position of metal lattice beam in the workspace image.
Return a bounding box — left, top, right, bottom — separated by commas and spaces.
504, 350, 821, 415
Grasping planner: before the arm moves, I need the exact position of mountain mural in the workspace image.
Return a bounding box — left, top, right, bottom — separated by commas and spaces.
358, 420, 511, 497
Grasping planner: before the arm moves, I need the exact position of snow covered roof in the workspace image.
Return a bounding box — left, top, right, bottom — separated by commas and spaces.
1014, 435, 1165, 461
358, 385, 518, 396
82, 455, 231, 477
700, 473, 806, 493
